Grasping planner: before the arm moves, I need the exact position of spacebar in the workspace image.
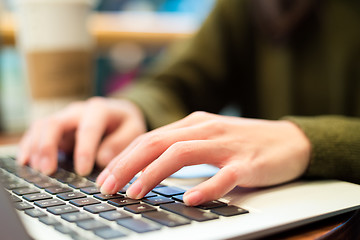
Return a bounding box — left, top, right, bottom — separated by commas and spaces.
160, 203, 218, 222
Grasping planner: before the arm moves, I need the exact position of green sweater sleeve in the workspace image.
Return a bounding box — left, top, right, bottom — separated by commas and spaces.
285, 116, 360, 184
117, 0, 252, 129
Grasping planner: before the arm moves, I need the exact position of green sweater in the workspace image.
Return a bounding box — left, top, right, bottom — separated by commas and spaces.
118, 0, 360, 183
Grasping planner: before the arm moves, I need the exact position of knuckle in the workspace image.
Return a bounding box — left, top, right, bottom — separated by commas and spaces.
87, 96, 105, 106
168, 141, 192, 160
188, 111, 210, 120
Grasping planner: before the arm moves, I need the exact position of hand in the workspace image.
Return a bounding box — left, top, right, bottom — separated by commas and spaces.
18, 97, 147, 176
96, 111, 311, 206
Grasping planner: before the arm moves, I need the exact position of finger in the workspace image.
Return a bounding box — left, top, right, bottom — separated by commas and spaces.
96, 119, 145, 168
17, 130, 33, 166
98, 126, 217, 195
126, 140, 226, 199
74, 98, 111, 176
183, 164, 241, 206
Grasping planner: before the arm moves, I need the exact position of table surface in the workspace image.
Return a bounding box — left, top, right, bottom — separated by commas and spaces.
0, 12, 194, 47
0, 132, 350, 240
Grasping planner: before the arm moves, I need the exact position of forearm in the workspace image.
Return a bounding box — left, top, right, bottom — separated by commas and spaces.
285, 115, 360, 184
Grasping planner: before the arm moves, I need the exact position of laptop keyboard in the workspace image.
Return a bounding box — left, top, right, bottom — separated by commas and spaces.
0, 156, 249, 239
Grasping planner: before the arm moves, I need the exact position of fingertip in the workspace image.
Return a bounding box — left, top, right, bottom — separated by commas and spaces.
96, 168, 110, 186
75, 156, 93, 176
183, 190, 204, 206
100, 174, 118, 195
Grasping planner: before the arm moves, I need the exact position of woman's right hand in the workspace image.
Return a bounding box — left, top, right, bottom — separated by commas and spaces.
17, 97, 147, 176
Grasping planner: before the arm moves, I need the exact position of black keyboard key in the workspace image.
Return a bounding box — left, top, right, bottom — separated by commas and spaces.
25, 208, 47, 218
61, 212, 93, 222
51, 170, 77, 183
3, 182, 28, 190
70, 197, 100, 207
14, 202, 34, 210
68, 180, 94, 189
84, 203, 116, 214
10, 195, 22, 202
210, 205, 249, 216
39, 216, 61, 226
95, 228, 127, 239
13, 187, 40, 196
142, 211, 191, 227
54, 224, 77, 236
108, 197, 140, 207
172, 194, 183, 202
57, 192, 86, 201
196, 200, 227, 210
142, 196, 175, 206
35, 181, 60, 189
94, 193, 124, 201
160, 203, 219, 222
25, 175, 49, 184
77, 219, 110, 231
45, 186, 73, 194
80, 186, 100, 195
99, 210, 132, 221
152, 186, 185, 197
142, 192, 158, 198
47, 205, 79, 215
124, 204, 157, 214
117, 218, 161, 233
23, 192, 52, 202
35, 199, 65, 208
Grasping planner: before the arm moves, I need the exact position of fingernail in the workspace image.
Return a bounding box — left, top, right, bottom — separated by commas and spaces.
100, 174, 118, 195
96, 168, 110, 186
126, 180, 143, 199
183, 190, 203, 206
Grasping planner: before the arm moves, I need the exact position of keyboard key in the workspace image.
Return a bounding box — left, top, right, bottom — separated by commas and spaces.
94, 193, 124, 201
124, 204, 157, 214
172, 194, 184, 202
142, 196, 175, 206
35, 199, 65, 208
51, 170, 77, 183
13, 187, 40, 196
152, 186, 185, 197
80, 186, 100, 195
45, 186, 73, 194
108, 197, 140, 207
117, 218, 161, 233
142, 211, 191, 227
23, 192, 52, 202
68, 180, 94, 189
77, 219, 110, 231
57, 192, 86, 201
196, 200, 227, 210
54, 224, 77, 236
10, 195, 22, 202
14, 202, 34, 210
70, 198, 100, 207
210, 205, 249, 216
84, 203, 116, 214
3, 182, 28, 190
160, 203, 219, 222
95, 228, 127, 239
25, 208, 47, 218
39, 216, 61, 226
61, 212, 93, 222
99, 210, 132, 221
35, 181, 60, 189
142, 192, 158, 198
47, 205, 79, 215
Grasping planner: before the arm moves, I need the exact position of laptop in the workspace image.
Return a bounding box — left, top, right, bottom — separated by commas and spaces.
1, 144, 360, 240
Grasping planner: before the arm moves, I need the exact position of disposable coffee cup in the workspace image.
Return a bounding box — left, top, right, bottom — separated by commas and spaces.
16, 0, 95, 122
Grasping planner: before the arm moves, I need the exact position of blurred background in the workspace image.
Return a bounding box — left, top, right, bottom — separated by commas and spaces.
0, 0, 215, 133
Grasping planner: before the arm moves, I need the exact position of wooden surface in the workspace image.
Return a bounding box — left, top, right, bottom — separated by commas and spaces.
0, 12, 194, 47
